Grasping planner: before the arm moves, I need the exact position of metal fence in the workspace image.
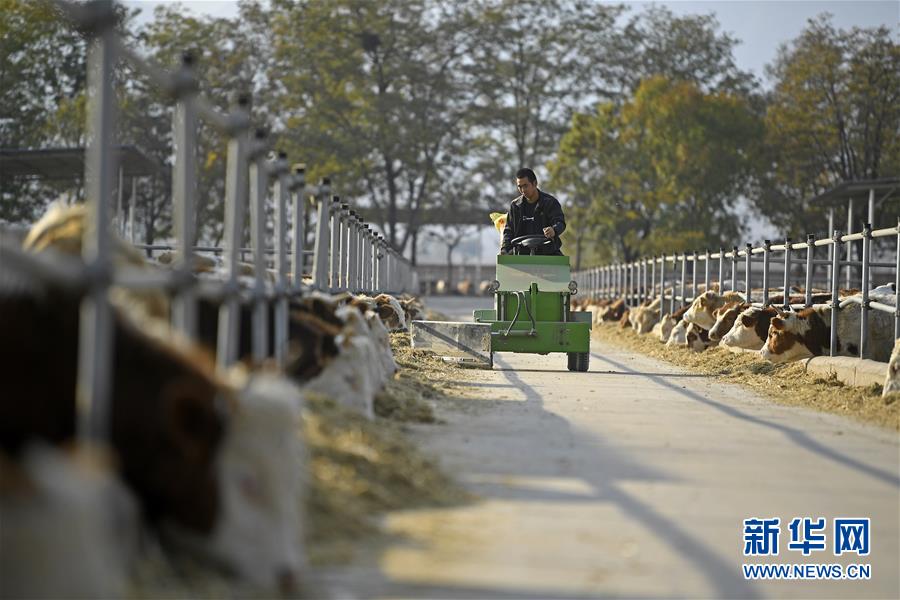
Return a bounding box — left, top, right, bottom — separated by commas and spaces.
573, 221, 900, 361
0, 0, 414, 442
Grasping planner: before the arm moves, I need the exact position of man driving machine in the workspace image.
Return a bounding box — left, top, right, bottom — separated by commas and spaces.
500, 167, 566, 256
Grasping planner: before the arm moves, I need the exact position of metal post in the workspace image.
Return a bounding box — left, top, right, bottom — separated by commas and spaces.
650, 257, 656, 303
867, 188, 875, 228
329, 195, 342, 290
77, 0, 117, 441
340, 203, 350, 290
117, 165, 124, 236
216, 93, 251, 369
248, 128, 269, 363
744, 243, 752, 298
272, 152, 290, 368
656, 258, 662, 311
348, 211, 359, 291
128, 181, 135, 243
762, 240, 771, 305
846, 197, 854, 289
804, 234, 814, 307
782, 237, 792, 310
826, 207, 834, 284
680, 253, 687, 307
704, 249, 710, 291
830, 230, 842, 356
311, 179, 331, 290
290, 164, 306, 290
718, 248, 724, 292
860, 223, 871, 359
895, 218, 900, 341
668, 255, 676, 315
171, 51, 198, 339
730, 246, 738, 293
691, 251, 698, 301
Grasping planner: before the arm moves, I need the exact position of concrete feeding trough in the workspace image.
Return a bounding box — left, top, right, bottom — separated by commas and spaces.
410, 321, 493, 368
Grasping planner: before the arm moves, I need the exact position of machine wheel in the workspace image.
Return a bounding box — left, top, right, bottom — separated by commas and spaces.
567, 352, 589, 372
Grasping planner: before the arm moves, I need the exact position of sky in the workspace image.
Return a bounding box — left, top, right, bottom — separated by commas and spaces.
121, 0, 899, 263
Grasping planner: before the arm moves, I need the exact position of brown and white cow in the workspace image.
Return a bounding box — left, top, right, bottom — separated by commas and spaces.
658, 305, 690, 344
665, 318, 690, 346
0, 272, 230, 536
708, 302, 750, 342
760, 302, 894, 363
683, 290, 746, 330
685, 322, 715, 352
720, 306, 782, 350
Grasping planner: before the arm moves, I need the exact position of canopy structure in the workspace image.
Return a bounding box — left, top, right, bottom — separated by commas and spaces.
0, 145, 163, 180
808, 177, 900, 232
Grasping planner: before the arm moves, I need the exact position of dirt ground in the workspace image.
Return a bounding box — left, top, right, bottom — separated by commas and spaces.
592, 322, 899, 431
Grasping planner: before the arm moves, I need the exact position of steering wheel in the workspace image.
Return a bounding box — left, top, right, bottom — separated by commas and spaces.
510, 234, 552, 255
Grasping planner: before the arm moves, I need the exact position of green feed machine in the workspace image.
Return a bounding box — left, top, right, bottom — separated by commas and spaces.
411, 234, 592, 371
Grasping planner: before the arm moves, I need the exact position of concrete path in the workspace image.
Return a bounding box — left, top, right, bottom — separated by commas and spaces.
323, 297, 899, 599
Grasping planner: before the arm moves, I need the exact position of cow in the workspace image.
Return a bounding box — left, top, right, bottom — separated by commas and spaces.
708, 302, 750, 342
882, 339, 900, 397
0, 443, 137, 599
631, 297, 662, 334
683, 290, 745, 330
398, 294, 426, 323
685, 322, 715, 352
720, 306, 782, 350
0, 269, 230, 537
599, 298, 626, 323
22, 203, 169, 320
657, 305, 690, 343
349, 293, 408, 331
665, 318, 690, 346
202, 373, 307, 592
760, 302, 894, 363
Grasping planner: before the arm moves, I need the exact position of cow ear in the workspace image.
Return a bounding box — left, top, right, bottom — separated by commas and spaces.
162, 378, 224, 465
771, 317, 785, 330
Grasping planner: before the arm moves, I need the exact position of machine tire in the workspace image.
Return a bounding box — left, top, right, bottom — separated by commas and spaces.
567, 351, 589, 372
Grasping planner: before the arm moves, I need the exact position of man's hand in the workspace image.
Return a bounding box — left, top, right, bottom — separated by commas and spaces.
543, 226, 556, 238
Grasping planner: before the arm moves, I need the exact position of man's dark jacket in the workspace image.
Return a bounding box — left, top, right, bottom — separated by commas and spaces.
500, 190, 566, 255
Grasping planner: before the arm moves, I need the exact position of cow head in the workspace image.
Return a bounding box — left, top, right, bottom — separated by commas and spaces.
760, 313, 812, 363
721, 306, 778, 350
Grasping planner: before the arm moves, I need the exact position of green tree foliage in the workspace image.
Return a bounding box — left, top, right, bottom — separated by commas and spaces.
128, 1, 274, 245
550, 77, 763, 264
0, 0, 87, 222
607, 5, 757, 96
463, 0, 623, 190
267, 0, 478, 258
756, 16, 900, 235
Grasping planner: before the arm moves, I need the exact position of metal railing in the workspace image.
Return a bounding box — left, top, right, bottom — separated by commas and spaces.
0, 0, 414, 442
574, 221, 900, 361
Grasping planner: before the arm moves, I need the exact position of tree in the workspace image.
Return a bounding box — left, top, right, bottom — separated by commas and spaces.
267, 0, 478, 260
606, 5, 757, 97
549, 77, 763, 263
755, 16, 900, 235
130, 1, 275, 245
462, 0, 623, 193
0, 0, 87, 222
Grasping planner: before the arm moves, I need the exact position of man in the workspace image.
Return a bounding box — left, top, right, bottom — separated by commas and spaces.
500, 168, 566, 255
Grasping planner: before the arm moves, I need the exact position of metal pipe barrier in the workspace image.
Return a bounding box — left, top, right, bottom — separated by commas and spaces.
575, 222, 900, 362
4, 0, 417, 444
